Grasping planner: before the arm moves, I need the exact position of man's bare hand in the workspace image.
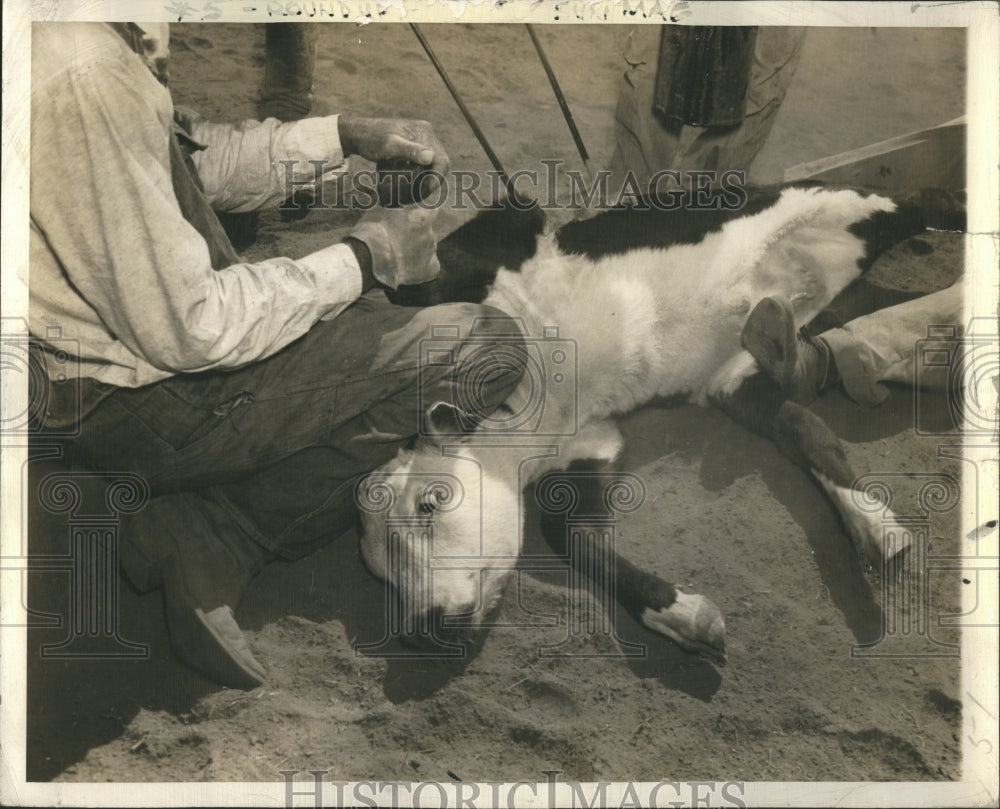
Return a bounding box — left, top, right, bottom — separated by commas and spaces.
338, 116, 450, 179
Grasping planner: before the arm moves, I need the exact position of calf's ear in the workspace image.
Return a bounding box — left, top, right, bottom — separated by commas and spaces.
424, 401, 475, 441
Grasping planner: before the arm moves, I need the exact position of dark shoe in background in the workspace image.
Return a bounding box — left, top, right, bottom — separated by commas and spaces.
215, 210, 261, 253
214, 24, 320, 248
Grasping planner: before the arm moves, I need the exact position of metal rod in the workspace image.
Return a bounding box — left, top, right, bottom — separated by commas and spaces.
525, 23, 593, 181
409, 23, 513, 194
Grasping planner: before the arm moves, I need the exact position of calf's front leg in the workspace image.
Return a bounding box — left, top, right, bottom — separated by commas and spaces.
534, 460, 727, 664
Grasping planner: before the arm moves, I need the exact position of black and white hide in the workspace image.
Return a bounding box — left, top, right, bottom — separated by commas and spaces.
355, 185, 965, 665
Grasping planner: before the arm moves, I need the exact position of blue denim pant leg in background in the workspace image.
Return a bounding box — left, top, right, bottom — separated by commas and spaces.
259, 23, 319, 121
820, 281, 965, 406
69, 291, 526, 590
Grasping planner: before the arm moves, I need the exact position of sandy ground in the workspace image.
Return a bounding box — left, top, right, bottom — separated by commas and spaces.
26, 23, 970, 785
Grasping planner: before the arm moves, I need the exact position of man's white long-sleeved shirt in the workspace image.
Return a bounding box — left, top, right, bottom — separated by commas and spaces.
29, 22, 364, 388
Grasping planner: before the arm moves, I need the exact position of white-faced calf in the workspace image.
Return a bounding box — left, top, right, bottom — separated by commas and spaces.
357, 185, 964, 664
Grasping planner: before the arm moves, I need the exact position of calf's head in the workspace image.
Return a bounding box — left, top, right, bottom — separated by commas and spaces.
356, 405, 523, 639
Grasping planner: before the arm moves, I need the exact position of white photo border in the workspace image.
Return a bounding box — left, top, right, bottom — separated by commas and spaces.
2, 2, 997, 806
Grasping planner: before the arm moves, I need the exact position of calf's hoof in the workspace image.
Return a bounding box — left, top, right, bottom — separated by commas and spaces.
815, 472, 914, 572
641, 590, 727, 666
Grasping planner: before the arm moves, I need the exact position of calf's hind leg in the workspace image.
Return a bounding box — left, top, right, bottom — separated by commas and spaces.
712, 374, 906, 570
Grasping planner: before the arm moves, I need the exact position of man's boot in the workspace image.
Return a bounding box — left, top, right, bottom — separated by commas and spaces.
741, 296, 839, 405
160, 551, 267, 690
121, 492, 269, 689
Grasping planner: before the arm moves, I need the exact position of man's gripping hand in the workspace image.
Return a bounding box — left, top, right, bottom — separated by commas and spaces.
338, 116, 450, 185
346, 206, 441, 291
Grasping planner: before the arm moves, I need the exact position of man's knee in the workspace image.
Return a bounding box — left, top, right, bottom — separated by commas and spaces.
465, 303, 527, 411
411, 301, 519, 333
422, 302, 527, 419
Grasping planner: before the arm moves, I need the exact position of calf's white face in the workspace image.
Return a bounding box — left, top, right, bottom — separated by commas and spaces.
357, 441, 523, 629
